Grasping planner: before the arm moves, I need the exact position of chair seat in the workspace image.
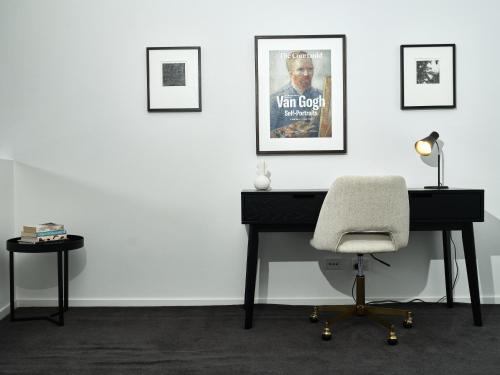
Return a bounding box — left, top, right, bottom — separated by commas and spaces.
337, 233, 396, 253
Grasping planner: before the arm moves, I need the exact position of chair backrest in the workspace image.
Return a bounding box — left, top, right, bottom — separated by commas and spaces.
310, 176, 409, 251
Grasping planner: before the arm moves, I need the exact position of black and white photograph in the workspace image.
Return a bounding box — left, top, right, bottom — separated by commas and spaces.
401, 44, 455, 109
416, 60, 440, 84
162, 63, 186, 86
147, 47, 202, 112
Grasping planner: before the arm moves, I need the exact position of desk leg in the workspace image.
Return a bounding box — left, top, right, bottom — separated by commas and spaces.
9, 252, 15, 321
442, 230, 454, 307
244, 225, 259, 329
57, 250, 64, 326
64, 250, 68, 311
462, 223, 482, 326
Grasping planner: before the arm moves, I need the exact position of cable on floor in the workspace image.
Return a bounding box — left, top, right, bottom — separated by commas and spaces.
365, 233, 460, 305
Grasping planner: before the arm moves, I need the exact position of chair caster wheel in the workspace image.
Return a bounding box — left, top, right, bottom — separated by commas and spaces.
387, 338, 398, 345
387, 325, 398, 345
403, 320, 413, 328
403, 312, 413, 328
321, 322, 332, 341
309, 307, 319, 323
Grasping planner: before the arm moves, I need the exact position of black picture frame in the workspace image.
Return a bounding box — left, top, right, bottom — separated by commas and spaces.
401, 44, 456, 110
255, 35, 347, 154
146, 47, 202, 112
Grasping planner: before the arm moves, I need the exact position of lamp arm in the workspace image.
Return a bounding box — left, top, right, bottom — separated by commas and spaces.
435, 141, 440, 154
435, 142, 443, 187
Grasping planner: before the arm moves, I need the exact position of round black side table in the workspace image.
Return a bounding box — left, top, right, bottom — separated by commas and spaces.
6, 235, 84, 326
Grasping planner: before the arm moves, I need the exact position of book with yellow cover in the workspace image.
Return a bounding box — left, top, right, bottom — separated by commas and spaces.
23, 223, 64, 233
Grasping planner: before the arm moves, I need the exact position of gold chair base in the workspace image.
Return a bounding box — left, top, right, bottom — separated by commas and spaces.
311, 276, 413, 345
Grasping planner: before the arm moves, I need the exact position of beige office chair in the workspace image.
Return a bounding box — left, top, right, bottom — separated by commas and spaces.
310, 176, 412, 345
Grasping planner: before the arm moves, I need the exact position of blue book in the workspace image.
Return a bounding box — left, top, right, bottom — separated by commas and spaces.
21, 229, 67, 237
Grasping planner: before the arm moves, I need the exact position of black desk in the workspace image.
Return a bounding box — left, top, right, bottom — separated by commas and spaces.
6, 235, 84, 326
241, 189, 484, 329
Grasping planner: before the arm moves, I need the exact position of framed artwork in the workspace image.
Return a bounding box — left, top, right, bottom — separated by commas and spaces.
255, 35, 347, 154
146, 47, 202, 112
400, 44, 456, 109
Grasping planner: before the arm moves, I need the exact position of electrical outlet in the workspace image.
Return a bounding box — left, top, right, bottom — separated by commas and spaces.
352, 256, 371, 271
325, 257, 345, 270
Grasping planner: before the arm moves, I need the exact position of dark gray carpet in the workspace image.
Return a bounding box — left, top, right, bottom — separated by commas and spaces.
1, 304, 500, 374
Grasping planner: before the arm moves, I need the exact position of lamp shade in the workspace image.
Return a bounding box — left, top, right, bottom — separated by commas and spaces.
414, 131, 448, 189
415, 131, 439, 156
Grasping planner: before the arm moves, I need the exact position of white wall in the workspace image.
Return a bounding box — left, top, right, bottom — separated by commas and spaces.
0, 160, 14, 317
1, 0, 499, 307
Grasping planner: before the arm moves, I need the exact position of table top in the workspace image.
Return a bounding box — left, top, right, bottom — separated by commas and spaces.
6, 235, 84, 253
241, 188, 484, 193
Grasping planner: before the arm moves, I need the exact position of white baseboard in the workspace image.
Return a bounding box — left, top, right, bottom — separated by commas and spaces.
0, 303, 10, 319
14, 295, 498, 307
262, 295, 500, 304
16, 298, 244, 307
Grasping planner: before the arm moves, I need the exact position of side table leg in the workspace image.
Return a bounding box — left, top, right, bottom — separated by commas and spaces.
57, 250, 64, 326
9, 252, 15, 321
64, 250, 68, 311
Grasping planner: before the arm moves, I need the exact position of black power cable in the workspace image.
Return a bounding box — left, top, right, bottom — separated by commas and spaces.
435, 235, 460, 303
352, 254, 390, 303
364, 233, 460, 305
370, 253, 391, 267
351, 276, 356, 303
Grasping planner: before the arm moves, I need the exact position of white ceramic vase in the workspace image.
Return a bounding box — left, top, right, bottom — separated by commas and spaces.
254, 160, 271, 190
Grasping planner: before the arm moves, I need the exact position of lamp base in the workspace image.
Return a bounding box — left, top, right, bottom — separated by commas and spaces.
424, 185, 449, 189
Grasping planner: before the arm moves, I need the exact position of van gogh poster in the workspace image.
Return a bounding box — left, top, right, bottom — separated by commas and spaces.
255, 35, 346, 154
269, 50, 331, 138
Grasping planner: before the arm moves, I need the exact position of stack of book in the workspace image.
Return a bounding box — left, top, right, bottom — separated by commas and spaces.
19, 222, 67, 244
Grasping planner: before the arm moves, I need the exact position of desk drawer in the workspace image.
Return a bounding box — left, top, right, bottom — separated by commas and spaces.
241, 191, 326, 225
410, 190, 484, 222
